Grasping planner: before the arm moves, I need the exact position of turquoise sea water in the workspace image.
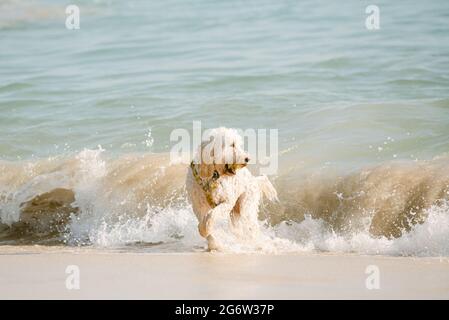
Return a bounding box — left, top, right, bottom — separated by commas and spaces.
1, 0, 449, 254
1, 0, 449, 166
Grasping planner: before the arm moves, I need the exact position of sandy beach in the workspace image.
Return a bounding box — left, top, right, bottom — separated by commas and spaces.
0, 246, 448, 300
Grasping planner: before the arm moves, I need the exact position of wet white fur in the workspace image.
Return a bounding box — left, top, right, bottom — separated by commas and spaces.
186, 127, 278, 250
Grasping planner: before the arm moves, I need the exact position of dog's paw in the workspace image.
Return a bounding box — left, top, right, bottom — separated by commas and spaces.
206, 235, 219, 251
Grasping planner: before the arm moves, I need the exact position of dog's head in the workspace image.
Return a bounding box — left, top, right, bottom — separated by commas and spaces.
195, 127, 249, 178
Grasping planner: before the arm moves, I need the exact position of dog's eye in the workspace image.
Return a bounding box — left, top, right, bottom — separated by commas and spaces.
231, 143, 235, 147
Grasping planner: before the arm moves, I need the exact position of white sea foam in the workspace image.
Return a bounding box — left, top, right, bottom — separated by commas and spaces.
273, 201, 449, 257
1, 149, 449, 257
61, 199, 449, 257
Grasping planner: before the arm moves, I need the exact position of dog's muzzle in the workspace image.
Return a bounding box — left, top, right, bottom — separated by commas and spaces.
224, 164, 235, 174
225, 161, 248, 175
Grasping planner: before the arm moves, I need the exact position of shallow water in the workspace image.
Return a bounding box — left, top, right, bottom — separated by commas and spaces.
1, 0, 449, 256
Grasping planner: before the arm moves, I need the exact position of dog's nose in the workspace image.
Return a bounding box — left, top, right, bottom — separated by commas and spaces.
244, 157, 249, 163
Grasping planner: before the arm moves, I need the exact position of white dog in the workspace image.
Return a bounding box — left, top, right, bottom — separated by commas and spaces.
186, 127, 278, 250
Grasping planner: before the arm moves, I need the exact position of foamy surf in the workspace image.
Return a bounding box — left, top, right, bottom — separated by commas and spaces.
1, 148, 449, 257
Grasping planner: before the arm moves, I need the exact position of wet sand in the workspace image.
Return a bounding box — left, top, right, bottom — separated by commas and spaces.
0, 246, 448, 299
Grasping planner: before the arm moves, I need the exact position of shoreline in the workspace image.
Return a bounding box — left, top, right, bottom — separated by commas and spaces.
1, 246, 448, 299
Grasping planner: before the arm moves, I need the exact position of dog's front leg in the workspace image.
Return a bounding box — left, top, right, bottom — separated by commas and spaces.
198, 212, 212, 238
199, 201, 236, 251
199, 201, 235, 237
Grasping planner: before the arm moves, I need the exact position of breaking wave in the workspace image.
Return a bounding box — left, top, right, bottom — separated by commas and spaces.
1, 148, 449, 257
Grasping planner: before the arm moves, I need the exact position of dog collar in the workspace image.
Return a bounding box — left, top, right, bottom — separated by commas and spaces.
190, 161, 219, 208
